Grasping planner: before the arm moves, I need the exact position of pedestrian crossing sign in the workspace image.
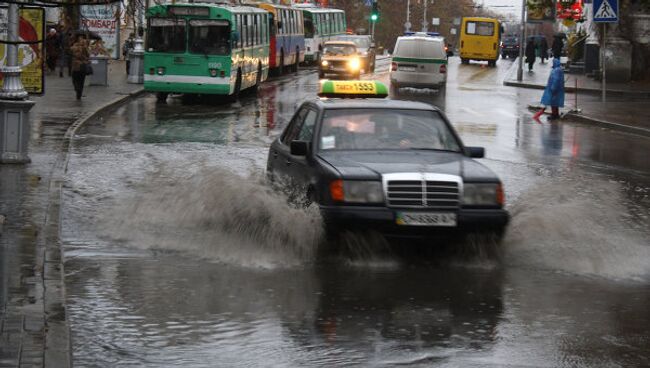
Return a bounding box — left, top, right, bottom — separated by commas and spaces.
593, 0, 618, 23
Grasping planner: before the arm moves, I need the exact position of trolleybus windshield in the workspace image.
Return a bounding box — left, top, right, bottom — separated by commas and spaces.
189, 19, 231, 55
147, 18, 186, 53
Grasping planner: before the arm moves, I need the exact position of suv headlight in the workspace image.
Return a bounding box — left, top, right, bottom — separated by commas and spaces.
463, 183, 504, 206
330, 180, 384, 203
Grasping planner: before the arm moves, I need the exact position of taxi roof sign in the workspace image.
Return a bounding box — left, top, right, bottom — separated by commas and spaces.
318, 81, 388, 99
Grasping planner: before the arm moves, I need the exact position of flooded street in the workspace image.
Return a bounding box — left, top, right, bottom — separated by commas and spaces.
63, 58, 650, 367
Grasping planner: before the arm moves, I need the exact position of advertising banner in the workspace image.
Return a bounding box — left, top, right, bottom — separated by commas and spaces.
80, 3, 120, 59
527, 0, 557, 23
0, 7, 45, 94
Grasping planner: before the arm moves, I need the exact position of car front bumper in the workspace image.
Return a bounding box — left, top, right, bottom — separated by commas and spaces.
320, 205, 509, 238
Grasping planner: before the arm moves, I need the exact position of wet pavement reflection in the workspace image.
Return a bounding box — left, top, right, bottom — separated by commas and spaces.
64, 58, 650, 367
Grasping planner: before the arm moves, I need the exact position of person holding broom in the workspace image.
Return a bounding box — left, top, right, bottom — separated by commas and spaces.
538, 58, 565, 120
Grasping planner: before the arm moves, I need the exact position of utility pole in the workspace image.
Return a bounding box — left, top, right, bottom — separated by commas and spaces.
0, 3, 35, 163
405, 0, 412, 33
517, 0, 526, 82
128, 0, 145, 84
422, 0, 428, 32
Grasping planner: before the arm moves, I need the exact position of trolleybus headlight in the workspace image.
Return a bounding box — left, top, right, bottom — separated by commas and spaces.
156, 67, 165, 75
209, 68, 218, 77
348, 58, 361, 71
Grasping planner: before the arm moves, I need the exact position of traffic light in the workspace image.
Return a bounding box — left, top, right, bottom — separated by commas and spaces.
371, 1, 379, 22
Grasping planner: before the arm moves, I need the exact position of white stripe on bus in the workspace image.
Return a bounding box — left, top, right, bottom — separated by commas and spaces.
144, 75, 230, 85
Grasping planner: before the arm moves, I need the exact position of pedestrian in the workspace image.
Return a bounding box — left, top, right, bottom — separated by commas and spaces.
70, 34, 90, 100
540, 58, 565, 120
45, 28, 60, 73
551, 34, 563, 59
123, 33, 135, 74
525, 38, 536, 72
539, 36, 548, 64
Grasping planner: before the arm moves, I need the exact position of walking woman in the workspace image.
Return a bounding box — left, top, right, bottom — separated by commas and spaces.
70, 34, 90, 100
525, 38, 536, 72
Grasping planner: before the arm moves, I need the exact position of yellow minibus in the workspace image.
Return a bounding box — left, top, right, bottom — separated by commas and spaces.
459, 17, 502, 67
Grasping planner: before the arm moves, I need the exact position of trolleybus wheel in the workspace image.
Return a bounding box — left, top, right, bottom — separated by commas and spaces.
156, 92, 168, 103
254, 63, 262, 91
279, 51, 285, 74
291, 47, 299, 73
233, 70, 242, 99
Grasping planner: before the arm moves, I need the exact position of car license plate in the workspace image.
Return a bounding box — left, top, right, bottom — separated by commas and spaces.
399, 66, 416, 72
396, 212, 457, 227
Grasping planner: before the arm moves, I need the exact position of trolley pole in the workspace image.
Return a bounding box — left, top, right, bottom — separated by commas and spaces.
0, 3, 35, 163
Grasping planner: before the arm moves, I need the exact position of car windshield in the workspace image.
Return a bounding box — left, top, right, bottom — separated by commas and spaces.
324, 44, 357, 56
339, 36, 370, 48
503, 37, 518, 45
319, 109, 461, 152
147, 18, 186, 53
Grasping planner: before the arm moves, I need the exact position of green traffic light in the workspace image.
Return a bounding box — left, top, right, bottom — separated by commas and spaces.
371, 13, 378, 21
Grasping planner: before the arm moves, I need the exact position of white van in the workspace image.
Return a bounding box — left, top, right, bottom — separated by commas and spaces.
390, 34, 448, 90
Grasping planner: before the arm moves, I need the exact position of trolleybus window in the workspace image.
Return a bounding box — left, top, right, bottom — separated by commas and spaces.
465, 21, 494, 36
147, 18, 186, 53
189, 20, 230, 55
305, 17, 314, 38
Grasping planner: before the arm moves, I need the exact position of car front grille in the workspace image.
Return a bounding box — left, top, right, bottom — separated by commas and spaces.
386, 178, 460, 209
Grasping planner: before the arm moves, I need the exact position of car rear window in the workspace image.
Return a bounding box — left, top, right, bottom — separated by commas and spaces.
394, 39, 445, 59
319, 109, 461, 152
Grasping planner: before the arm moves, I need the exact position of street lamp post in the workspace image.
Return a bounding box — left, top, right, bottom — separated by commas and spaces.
128, 0, 145, 84
0, 3, 35, 164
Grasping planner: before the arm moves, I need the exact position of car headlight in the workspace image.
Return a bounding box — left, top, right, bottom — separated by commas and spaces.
463, 183, 504, 206
321, 60, 329, 66
330, 180, 384, 203
348, 58, 361, 71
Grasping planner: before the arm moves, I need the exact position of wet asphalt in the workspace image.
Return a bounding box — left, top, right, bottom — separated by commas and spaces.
62, 57, 650, 367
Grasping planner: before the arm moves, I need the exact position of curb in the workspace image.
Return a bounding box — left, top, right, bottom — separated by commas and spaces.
502, 58, 650, 98
44, 86, 145, 368
564, 112, 650, 137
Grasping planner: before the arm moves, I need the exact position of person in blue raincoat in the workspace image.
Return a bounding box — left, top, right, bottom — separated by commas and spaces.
541, 58, 565, 120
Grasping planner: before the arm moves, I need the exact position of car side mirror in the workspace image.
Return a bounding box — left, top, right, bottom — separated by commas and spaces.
466, 146, 485, 158
290, 140, 310, 156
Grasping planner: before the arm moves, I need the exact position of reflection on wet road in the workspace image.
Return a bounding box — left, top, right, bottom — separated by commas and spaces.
64, 58, 650, 367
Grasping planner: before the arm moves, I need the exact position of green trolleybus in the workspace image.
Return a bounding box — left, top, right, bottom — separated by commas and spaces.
144, 3, 270, 101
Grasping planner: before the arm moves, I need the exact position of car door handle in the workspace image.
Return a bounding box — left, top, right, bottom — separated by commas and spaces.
273, 151, 278, 159
285, 160, 292, 166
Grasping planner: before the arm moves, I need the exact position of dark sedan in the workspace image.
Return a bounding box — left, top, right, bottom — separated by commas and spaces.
266, 91, 508, 239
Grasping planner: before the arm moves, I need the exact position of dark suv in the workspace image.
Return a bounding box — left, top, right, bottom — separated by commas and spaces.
500, 36, 519, 59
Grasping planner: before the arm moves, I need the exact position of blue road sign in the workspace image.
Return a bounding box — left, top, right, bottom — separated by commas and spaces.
593, 0, 618, 23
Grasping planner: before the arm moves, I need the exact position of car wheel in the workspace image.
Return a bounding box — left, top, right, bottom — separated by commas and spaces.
318, 70, 325, 79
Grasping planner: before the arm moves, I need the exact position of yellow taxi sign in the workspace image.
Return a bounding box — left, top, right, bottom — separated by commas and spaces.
318, 80, 388, 98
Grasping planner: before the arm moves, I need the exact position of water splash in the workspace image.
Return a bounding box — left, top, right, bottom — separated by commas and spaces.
503, 178, 650, 281
101, 167, 323, 269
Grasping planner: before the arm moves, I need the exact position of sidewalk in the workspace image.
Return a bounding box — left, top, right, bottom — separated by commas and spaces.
503, 59, 650, 137
0, 60, 143, 368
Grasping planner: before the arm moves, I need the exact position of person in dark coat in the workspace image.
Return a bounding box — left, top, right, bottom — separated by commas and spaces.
70, 35, 90, 100
45, 28, 60, 73
551, 35, 564, 59
525, 38, 536, 72
539, 37, 548, 64
541, 58, 565, 120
